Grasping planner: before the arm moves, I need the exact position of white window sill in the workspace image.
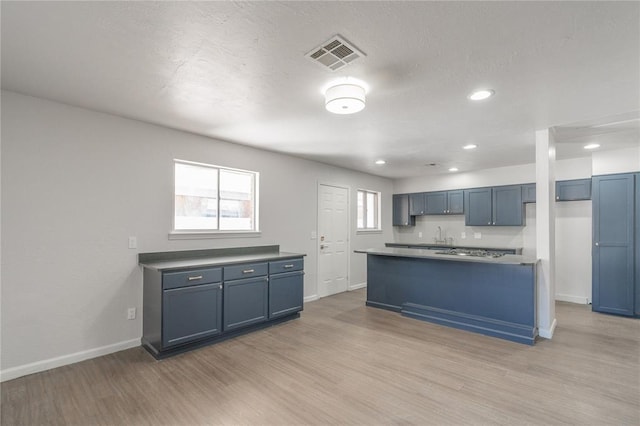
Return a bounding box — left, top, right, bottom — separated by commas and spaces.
169, 231, 262, 240
356, 229, 383, 235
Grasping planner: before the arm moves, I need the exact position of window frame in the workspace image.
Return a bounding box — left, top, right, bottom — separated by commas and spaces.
356, 188, 382, 232
170, 159, 260, 239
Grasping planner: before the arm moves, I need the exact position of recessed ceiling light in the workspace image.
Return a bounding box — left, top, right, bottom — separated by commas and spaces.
584, 143, 600, 150
375, 159, 386, 165
448, 167, 459, 172
468, 89, 494, 101
463, 144, 478, 150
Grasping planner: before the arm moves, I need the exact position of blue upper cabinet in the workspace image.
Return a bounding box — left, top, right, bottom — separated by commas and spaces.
493, 185, 524, 225
592, 173, 635, 316
464, 188, 492, 225
465, 185, 523, 226
392, 194, 415, 226
522, 183, 536, 203
424, 190, 464, 215
556, 178, 592, 201
409, 192, 426, 216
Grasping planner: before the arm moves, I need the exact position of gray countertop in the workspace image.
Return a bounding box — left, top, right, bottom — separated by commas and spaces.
355, 247, 538, 265
386, 242, 523, 254
139, 246, 305, 271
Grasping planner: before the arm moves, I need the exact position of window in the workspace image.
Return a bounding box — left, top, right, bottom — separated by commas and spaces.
357, 189, 381, 230
174, 160, 259, 232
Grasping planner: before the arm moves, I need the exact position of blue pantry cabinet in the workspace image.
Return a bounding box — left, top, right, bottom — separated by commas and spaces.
592, 173, 637, 316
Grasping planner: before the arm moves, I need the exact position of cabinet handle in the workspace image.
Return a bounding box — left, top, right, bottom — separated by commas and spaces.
218, 284, 223, 289
242, 269, 255, 274
187, 275, 203, 281
284, 264, 294, 269
595, 242, 599, 246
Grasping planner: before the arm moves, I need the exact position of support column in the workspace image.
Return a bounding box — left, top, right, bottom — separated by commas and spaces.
535, 129, 557, 338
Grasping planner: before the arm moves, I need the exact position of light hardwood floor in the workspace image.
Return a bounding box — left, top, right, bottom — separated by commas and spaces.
2, 289, 639, 425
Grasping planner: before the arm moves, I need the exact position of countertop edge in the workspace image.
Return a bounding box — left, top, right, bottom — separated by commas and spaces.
140, 251, 306, 271
355, 247, 538, 266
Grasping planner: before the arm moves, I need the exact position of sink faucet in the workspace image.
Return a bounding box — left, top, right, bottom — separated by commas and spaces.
434, 226, 447, 245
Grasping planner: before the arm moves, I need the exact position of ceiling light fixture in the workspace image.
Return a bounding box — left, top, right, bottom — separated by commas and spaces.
375, 159, 386, 165
323, 78, 367, 114
463, 144, 478, 150
468, 89, 494, 101
584, 143, 601, 150
448, 167, 459, 172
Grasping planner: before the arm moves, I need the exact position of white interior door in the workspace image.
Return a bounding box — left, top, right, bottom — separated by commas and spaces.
318, 184, 349, 297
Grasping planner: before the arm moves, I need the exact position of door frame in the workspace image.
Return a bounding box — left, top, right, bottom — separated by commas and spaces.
316, 181, 351, 298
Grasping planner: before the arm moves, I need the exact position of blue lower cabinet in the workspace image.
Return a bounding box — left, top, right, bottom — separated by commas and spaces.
223, 276, 269, 331
162, 282, 222, 348
269, 271, 304, 318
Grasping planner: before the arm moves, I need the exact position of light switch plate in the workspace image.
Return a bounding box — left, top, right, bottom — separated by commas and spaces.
474, 232, 482, 239
418, 232, 423, 238
461, 231, 466, 239
311, 231, 317, 240
128, 236, 137, 249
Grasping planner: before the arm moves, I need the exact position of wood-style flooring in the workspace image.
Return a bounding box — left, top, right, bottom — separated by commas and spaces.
2, 289, 639, 425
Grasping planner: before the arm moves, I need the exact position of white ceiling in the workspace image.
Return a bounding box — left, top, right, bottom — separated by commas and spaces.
2, 1, 638, 178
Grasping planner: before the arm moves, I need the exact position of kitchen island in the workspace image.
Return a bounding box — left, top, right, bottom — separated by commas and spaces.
356, 247, 538, 345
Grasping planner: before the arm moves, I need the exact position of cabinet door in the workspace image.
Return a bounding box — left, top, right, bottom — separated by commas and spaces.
447, 190, 464, 214
269, 271, 304, 318
522, 184, 536, 203
556, 179, 592, 201
425, 191, 447, 214
592, 174, 634, 316
223, 276, 269, 331
162, 283, 222, 348
464, 188, 492, 226
409, 193, 426, 216
392, 194, 414, 226
492, 185, 523, 226
636, 173, 640, 316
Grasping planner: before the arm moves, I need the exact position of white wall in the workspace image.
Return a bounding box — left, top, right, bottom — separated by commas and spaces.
0, 91, 393, 377
592, 146, 640, 175
392, 157, 594, 305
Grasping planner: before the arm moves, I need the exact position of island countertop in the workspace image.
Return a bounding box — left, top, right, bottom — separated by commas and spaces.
355, 247, 538, 265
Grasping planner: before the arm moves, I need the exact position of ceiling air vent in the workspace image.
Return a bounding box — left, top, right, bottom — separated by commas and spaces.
305, 35, 365, 72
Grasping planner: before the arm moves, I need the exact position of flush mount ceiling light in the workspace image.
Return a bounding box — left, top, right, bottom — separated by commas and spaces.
375, 159, 386, 165
463, 144, 478, 150
584, 143, 601, 150
468, 89, 494, 101
323, 78, 368, 114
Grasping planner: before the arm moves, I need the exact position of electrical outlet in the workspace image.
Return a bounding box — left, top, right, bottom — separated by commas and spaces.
418, 231, 423, 238
128, 236, 137, 249
474, 232, 482, 239
127, 308, 136, 320
461, 231, 466, 239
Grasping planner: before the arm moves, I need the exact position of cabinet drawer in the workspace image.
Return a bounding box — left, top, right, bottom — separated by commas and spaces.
163, 267, 222, 290
224, 262, 268, 281
269, 258, 303, 274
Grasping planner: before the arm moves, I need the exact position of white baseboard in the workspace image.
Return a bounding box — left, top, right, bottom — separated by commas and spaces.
555, 294, 589, 305
304, 294, 319, 303
538, 318, 557, 339
0, 338, 141, 383
348, 282, 367, 291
